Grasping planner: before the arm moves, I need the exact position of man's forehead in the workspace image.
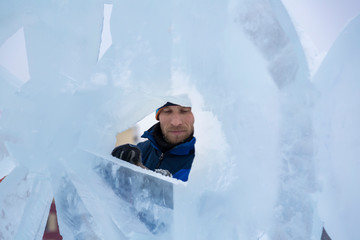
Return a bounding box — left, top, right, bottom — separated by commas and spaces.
155, 100, 192, 120
162, 105, 191, 110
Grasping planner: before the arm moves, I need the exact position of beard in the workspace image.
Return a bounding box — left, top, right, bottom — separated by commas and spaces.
163, 126, 194, 145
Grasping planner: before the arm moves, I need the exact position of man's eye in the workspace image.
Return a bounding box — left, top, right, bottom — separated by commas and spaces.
181, 108, 191, 113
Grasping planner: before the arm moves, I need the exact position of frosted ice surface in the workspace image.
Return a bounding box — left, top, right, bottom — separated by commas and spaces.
313, 14, 360, 240
0, 167, 53, 240
0, 0, 357, 239
172, 0, 321, 239
96, 0, 172, 94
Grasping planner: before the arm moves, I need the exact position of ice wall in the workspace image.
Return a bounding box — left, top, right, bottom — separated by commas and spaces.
0, 1, 176, 239
1, 0, 358, 239
313, 14, 360, 240
172, 0, 320, 239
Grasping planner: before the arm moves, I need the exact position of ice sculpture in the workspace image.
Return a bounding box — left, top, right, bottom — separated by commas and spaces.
1, 0, 359, 239
171, 0, 321, 239
313, 14, 360, 240
0, 1, 172, 239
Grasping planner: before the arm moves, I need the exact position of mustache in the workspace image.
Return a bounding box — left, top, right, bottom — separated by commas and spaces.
167, 128, 188, 131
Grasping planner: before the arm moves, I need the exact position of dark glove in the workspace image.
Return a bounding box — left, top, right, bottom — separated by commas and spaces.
111, 144, 142, 166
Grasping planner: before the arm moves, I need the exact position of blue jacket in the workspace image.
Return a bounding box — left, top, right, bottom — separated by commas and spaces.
137, 125, 196, 182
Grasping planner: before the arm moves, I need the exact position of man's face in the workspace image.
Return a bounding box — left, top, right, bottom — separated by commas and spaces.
159, 105, 194, 144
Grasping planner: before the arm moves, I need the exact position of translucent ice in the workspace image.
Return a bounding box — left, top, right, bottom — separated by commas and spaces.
1, 0, 358, 239
313, 14, 360, 240
171, 1, 320, 239
0, 167, 53, 240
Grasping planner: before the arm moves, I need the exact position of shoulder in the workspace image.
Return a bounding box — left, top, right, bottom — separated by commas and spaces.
137, 140, 150, 148
137, 140, 152, 152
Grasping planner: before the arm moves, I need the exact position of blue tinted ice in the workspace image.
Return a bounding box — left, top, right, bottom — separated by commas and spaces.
0, 1, 359, 239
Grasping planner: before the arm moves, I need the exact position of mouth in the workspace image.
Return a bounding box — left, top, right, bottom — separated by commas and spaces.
169, 130, 185, 135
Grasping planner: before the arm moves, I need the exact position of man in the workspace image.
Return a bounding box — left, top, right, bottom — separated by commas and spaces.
111, 101, 196, 182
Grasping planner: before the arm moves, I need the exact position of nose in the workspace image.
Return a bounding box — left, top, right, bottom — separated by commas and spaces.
170, 113, 182, 126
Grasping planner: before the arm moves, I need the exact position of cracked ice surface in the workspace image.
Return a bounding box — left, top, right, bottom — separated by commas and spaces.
1, 0, 360, 239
